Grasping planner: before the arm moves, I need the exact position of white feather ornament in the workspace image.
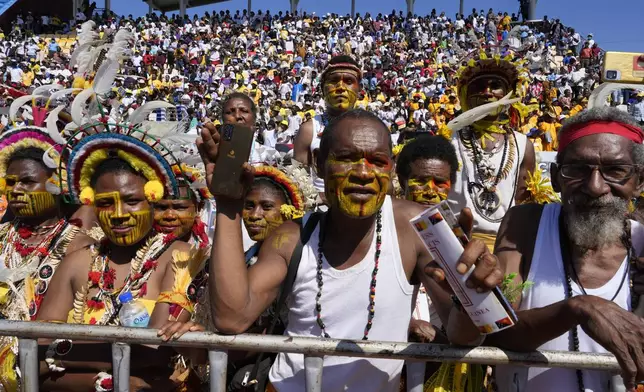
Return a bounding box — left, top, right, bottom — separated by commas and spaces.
46, 181, 61, 195
42, 146, 59, 169
128, 101, 175, 124
45, 106, 67, 144
32, 84, 62, 97
9, 95, 43, 123
588, 82, 643, 109
447, 92, 520, 133
77, 20, 98, 46
49, 88, 82, 105
71, 89, 95, 126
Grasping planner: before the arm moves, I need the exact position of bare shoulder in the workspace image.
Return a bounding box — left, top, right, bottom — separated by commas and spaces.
58, 246, 95, 282
392, 198, 427, 223
295, 120, 314, 140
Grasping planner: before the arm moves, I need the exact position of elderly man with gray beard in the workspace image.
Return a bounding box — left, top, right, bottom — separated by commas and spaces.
486, 107, 644, 392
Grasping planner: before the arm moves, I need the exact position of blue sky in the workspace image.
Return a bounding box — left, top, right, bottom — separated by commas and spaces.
109, 0, 643, 52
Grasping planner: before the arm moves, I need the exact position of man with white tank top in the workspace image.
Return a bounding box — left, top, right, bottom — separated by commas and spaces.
488, 107, 644, 392
293, 55, 362, 194
198, 110, 503, 391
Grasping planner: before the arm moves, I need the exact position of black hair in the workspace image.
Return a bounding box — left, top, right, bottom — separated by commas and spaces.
317, 109, 392, 170
8, 147, 53, 174
396, 135, 459, 183
220, 92, 258, 120
90, 157, 143, 187
247, 177, 288, 205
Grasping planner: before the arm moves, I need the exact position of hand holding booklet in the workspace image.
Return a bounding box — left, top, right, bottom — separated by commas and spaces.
410, 201, 517, 334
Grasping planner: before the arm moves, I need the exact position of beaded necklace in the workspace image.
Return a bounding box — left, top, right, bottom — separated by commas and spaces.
315, 211, 382, 340
74, 233, 171, 325
559, 214, 632, 392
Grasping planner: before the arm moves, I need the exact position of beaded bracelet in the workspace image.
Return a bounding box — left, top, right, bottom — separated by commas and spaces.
44, 339, 72, 372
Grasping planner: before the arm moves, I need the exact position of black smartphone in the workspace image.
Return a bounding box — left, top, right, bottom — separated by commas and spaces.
211, 123, 254, 199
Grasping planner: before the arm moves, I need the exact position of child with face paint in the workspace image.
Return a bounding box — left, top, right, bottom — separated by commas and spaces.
0, 129, 95, 392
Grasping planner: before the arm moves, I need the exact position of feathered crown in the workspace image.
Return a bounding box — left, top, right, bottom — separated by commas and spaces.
56, 117, 195, 205
456, 50, 529, 111
253, 163, 316, 220
0, 126, 62, 194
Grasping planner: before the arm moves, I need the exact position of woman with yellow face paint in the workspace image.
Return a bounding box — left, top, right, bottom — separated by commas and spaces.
0, 127, 95, 392
35, 105, 203, 391
293, 55, 362, 195
396, 135, 459, 206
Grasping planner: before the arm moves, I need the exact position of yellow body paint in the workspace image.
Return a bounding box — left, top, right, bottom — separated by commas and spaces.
405, 178, 450, 206
242, 212, 284, 242
153, 209, 196, 238
95, 191, 153, 246
323, 71, 359, 111
5, 176, 56, 217
326, 157, 390, 218
6, 191, 56, 217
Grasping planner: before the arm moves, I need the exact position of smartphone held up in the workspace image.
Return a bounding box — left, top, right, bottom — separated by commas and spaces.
211, 123, 255, 199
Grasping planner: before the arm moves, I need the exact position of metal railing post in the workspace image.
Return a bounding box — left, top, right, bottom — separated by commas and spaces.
18, 338, 38, 392
209, 349, 228, 392
112, 342, 131, 392
304, 355, 323, 392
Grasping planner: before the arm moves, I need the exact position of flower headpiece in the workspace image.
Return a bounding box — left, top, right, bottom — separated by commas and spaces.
253, 164, 314, 220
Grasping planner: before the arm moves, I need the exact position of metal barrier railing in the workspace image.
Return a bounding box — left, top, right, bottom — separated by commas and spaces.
0, 320, 621, 392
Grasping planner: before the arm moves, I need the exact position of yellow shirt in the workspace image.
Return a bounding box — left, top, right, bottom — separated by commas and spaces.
570, 105, 584, 117
21, 71, 34, 87
539, 121, 560, 151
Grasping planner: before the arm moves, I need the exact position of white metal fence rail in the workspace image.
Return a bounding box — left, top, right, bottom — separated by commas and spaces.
0, 320, 621, 392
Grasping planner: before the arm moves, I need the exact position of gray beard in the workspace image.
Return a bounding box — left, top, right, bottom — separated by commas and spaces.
563, 195, 628, 251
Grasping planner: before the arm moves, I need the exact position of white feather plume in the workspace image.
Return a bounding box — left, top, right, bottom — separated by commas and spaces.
49, 88, 82, 105
92, 29, 134, 95
32, 84, 62, 97
9, 95, 43, 123
447, 92, 520, 132
77, 20, 98, 47
45, 105, 67, 144
128, 101, 175, 124
42, 146, 59, 169
70, 89, 95, 126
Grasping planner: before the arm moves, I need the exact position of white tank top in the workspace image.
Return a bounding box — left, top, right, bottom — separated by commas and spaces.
448, 130, 527, 235
309, 115, 325, 193
496, 203, 640, 392
269, 196, 414, 391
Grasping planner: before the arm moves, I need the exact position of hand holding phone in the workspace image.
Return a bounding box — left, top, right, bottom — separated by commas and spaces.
197, 123, 254, 199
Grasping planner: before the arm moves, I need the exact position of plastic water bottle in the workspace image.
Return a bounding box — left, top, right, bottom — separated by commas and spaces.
118, 291, 150, 328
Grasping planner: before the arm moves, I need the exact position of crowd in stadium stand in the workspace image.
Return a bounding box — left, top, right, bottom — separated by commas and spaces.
2, 8, 642, 149
1, 6, 644, 392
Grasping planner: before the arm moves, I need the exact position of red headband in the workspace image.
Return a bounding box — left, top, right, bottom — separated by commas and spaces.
558, 121, 644, 152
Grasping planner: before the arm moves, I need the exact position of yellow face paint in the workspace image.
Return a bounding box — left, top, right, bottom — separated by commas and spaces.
405, 178, 451, 206
326, 156, 391, 218
95, 191, 153, 246
242, 211, 284, 242
153, 198, 197, 239
6, 176, 56, 217
323, 70, 359, 111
